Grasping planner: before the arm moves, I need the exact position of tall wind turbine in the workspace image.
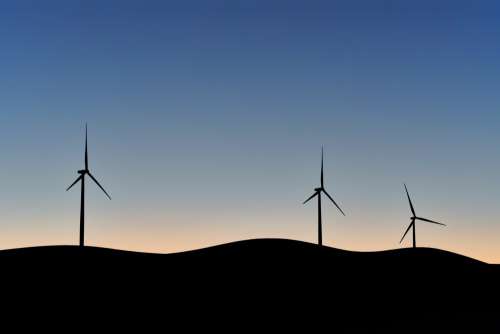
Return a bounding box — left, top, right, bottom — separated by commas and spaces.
303, 147, 345, 246
400, 183, 445, 248
66, 124, 111, 247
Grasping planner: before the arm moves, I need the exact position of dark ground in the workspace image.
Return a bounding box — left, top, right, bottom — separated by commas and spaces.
1, 238, 499, 331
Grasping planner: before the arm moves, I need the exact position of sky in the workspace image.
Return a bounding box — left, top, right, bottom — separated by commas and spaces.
1, 0, 500, 262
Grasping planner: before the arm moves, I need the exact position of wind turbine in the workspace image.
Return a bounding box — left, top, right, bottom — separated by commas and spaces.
400, 183, 445, 248
66, 124, 111, 247
303, 147, 345, 246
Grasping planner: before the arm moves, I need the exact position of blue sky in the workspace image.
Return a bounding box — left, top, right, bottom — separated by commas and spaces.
1, 0, 500, 261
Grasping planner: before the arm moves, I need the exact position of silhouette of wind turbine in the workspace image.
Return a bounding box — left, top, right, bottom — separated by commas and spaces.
303, 147, 345, 246
400, 183, 445, 248
66, 124, 111, 247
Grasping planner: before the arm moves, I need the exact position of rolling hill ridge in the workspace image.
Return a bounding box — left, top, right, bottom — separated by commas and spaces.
1, 238, 499, 317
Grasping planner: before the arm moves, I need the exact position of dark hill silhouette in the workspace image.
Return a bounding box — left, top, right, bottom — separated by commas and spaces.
0, 238, 492, 274
1, 239, 499, 330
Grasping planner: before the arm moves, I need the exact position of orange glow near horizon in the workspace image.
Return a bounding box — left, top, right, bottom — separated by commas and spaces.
1, 214, 499, 264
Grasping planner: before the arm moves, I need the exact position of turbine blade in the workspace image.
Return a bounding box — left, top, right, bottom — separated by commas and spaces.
88, 172, 112, 200
404, 183, 416, 217
416, 217, 446, 226
66, 175, 82, 191
322, 189, 346, 216
85, 123, 89, 170
400, 221, 414, 244
303, 192, 318, 205
321, 146, 324, 188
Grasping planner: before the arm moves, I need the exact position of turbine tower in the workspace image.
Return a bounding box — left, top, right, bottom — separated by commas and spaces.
400, 183, 445, 248
66, 124, 111, 247
303, 147, 345, 246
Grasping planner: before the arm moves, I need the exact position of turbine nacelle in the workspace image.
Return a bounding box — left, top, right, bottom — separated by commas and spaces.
78, 169, 88, 175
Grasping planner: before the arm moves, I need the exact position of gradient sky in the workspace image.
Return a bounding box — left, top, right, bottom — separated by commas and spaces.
1, 0, 500, 262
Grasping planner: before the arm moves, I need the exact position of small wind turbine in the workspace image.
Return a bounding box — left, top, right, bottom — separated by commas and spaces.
66, 124, 111, 247
303, 147, 345, 246
400, 183, 445, 248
